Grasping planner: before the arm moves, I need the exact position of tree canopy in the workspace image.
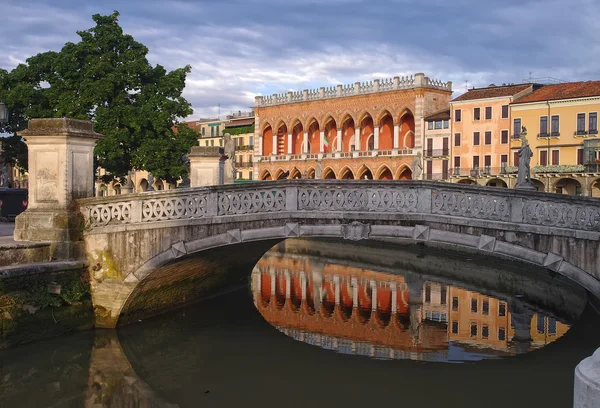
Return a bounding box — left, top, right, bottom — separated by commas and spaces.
0, 11, 198, 184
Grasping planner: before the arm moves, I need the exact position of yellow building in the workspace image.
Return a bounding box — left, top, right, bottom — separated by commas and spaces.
510, 81, 600, 196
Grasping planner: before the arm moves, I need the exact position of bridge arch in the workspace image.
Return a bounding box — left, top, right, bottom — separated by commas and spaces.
79, 180, 600, 328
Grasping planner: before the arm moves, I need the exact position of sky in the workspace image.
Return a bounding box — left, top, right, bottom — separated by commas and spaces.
1, 0, 599, 120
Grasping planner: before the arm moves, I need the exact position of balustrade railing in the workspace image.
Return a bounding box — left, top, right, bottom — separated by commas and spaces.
257, 149, 415, 162
79, 180, 600, 234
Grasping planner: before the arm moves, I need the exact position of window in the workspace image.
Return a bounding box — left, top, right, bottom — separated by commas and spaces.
470, 323, 478, 337
501, 154, 508, 168
552, 150, 560, 165
484, 155, 491, 167
441, 286, 447, 305
501, 130, 509, 144
540, 150, 548, 166
485, 106, 492, 120
482, 300, 489, 315
211, 126, 215, 137
474, 107, 481, 121
513, 118, 521, 137
205, 140, 209, 146
540, 116, 548, 136
451, 321, 459, 334
426, 138, 433, 155
482, 325, 489, 339
210, 140, 214, 146
428, 121, 433, 130
501, 105, 509, 118
454, 133, 461, 146
577, 148, 584, 165
548, 318, 557, 335
435, 120, 443, 129
249, 136, 254, 145
537, 316, 546, 334
425, 284, 431, 302
590, 113, 598, 134
498, 327, 506, 341
454, 156, 461, 169
442, 160, 449, 177
426, 160, 433, 176
219, 138, 223, 147
577, 113, 586, 134
471, 298, 478, 313
249, 171, 253, 180
498, 302, 506, 316
551, 115, 560, 135
237, 171, 242, 179
513, 151, 519, 166
473, 132, 480, 145
443, 120, 449, 129
452, 296, 459, 311
484, 131, 492, 145
442, 137, 449, 154
202, 127, 205, 136
473, 156, 480, 169
216, 125, 220, 137
455, 109, 462, 122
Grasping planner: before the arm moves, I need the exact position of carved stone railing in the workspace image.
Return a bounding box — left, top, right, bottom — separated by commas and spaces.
78, 180, 600, 234
254, 73, 453, 107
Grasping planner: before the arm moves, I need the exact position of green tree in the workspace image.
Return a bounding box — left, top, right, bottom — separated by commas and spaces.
0, 11, 198, 183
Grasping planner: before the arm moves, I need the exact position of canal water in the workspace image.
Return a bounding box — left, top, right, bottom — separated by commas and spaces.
1, 238, 599, 407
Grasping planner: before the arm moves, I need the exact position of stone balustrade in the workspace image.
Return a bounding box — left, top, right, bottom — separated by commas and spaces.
255, 73, 453, 107
256, 148, 415, 163
78, 180, 600, 233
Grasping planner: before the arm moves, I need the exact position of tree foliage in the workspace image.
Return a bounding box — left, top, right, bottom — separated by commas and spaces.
0, 11, 198, 183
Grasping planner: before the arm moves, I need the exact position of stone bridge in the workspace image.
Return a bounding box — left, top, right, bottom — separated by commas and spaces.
78, 180, 600, 328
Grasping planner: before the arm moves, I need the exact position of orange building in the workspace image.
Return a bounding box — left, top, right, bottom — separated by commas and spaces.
449, 84, 537, 187
253, 73, 452, 181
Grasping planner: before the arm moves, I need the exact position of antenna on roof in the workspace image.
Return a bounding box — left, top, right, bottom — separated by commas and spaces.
528, 71, 533, 82
465, 80, 468, 92
218, 103, 221, 120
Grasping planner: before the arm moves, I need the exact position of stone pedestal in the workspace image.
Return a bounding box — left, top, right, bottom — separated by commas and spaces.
575, 348, 600, 408
14, 118, 103, 260
188, 146, 233, 187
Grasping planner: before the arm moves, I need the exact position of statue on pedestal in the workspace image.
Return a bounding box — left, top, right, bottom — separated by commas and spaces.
515, 129, 536, 190
412, 151, 423, 180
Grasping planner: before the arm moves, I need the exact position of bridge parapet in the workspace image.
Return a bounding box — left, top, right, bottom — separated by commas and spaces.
78, 180, 600, 235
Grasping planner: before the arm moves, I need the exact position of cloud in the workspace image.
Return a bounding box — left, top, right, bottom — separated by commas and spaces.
0, 0, 599, 118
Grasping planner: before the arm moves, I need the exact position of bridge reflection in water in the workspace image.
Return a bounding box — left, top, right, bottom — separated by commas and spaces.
251, 247, 570, 362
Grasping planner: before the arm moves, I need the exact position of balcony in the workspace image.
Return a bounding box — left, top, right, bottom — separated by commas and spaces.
237, 144, 254, 151
574, 130, 588, 136
574, 130, 598, 137
511, 133, 521, 140
538, 132, 550, 138
234, 161, 253, 168
450, 167, 515, 177
423, 148, 450, 158
257, 148, 415, 163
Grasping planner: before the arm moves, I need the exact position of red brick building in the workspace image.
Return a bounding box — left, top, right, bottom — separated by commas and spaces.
253, 73, 452, 181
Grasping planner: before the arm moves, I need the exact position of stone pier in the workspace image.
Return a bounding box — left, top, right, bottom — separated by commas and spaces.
574, 348, 600, 408
13, 118, 102, 260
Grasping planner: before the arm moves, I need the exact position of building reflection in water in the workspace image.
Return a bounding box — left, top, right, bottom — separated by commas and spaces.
251, 252, 570, 362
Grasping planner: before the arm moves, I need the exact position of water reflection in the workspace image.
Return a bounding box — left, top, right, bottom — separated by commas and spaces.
251, 247, 572, 362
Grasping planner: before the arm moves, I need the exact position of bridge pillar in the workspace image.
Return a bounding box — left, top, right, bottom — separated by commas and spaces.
14, 118, 102, 259
188, 146, 232, 187
574, 348, 600, 408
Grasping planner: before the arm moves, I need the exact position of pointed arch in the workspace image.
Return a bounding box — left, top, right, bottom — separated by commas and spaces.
375, 164, 393, 180
398, 109, 415, 149
357, 165, 373, 180
289, 167, 302, 179
260, 121, 273, 133
378, 110, 394, 150
274, 168, 289, 180
322, 167, 336, 179
323, 116, 337, 153
359, 113, 374, 151
341, 115, 356, 152
339, 111, 356, 128
275, 122, 288, 155
395, 165, 412, 180
291, 121, 304, 154
260, 170, 272, 181
376, 108, 394, 125
339, 166, 355, 180
306, 167, 316, 179
307, 118, 320, 154
262, 125, 273, 156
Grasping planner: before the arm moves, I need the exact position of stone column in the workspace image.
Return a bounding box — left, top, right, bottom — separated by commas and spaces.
574, 348, 600, 408
374, 127, 380, 150
334, 275, 340, 306
285, 271, 291, 300
370, 280, 377, 311
354, 127, 361, 151
391, 283, 398, 314
303, 131, 308, 154
393, 124, 400, 149
351, 277, 358, 309
187, 146, 228, 187
14, 118, 102, 260
287, 132, 292, 154
319, 130, 325, 153
272, 133, 277, 155
336, 129, 342, 152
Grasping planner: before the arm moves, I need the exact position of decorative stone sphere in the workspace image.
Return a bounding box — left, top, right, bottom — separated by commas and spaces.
574, 347, 600, 408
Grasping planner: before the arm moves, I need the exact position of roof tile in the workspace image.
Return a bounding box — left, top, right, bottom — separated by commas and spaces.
452, 84, 532, 102
512, 81, 600, 104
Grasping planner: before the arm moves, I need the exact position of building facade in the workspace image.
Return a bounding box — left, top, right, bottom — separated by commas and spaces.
423, 109, 451, 180
254, 73, 452, 181
448, 84, 536, 188
509, 81, 600, 196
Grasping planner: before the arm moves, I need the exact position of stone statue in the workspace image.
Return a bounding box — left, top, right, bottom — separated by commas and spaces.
223, 133, 236, 183
315, 159, 323, 179
515, 133, 535, 190
146, 173, 155, 191
412, 151, 423, 180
